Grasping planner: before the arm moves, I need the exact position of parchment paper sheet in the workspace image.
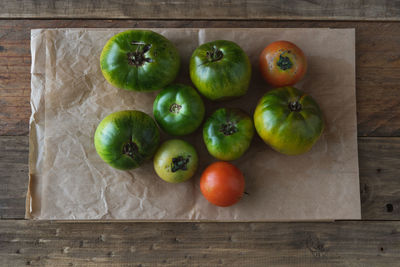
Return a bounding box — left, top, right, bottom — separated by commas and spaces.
27, 28, 360, 221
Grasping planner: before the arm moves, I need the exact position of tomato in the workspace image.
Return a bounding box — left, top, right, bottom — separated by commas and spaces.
190, 40, 251, 100
253, 86, 324, 155
94, 110, 160, 170
153, 84, 205, 136
100, 30, 180, 92
153, 139, 198, 183
259, 40, 307, 87
203, 108, 254, 161
200, 161, 245, 207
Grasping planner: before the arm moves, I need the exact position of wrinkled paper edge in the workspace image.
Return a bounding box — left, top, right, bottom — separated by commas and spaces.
27, 29, 46, 219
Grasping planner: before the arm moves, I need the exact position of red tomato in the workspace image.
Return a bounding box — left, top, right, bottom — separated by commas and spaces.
200, 161, 245, 207
259, 40, 307, 87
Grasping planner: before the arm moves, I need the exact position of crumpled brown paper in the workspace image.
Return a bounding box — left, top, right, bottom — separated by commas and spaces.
27, 28, 360, 221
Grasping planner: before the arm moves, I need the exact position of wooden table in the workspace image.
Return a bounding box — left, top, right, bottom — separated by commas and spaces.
1, 1, 400, 266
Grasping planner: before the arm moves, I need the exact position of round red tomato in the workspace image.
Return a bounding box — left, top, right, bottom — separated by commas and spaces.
200, 161, 245, 207
259, 40, 307, 87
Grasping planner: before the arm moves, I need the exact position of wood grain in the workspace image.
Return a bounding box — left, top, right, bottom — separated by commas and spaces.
0, 0, 400, 21
0, 220, 399, 266
1, 20, 400, 136
1, 135, 400, 220
359, 137, 400, 220
0, 136, 28, 219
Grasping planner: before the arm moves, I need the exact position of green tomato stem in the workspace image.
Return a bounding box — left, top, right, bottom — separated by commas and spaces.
127, 42, 153, 66
171, 155, 190, 172
169, 103, 182, 114
288, 101, 302, 112
206, 46, 223, 62
219, 121, 238, 136
277, 53, 293, 70
122, 141, 139, 159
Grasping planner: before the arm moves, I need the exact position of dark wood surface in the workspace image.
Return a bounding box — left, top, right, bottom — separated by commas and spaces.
1, 0, 400, 21
1, 18, 400, 265
1, 221, 400, 266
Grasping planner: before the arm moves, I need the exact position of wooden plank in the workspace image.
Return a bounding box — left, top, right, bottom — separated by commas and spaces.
1, 20, 400, 136
0, 220, 399, 266
1, 135, 400, 220
0, 136, 28, 219
359, 137, 400, 219
0, 0, 400, 21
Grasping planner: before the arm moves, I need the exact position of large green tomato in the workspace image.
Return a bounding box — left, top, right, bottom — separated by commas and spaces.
189, 40, 251, 101
100, 30, 180, 92
94, 110, 160, 170
203, 108, 254, 161
254, 86, 324, 155
153, 84, 205, 136
153, 139, 198, 183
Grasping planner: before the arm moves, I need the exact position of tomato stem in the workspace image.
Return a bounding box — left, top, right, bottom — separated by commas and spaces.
220, 121, 238, 136
171, 156, 190, 172
127, 41, 153, 66
169, 103, 182, 114
206, 46, 223, 62
277, 53, 293, 70
288, 101, 302, 112
122, 141, 139, 159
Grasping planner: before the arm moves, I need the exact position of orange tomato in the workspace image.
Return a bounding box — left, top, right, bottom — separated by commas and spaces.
259, 40, 307, 87
200, 161, 245, 207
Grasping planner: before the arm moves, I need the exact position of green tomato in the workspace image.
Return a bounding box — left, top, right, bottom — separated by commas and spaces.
94, 110, 160, 170
100, 30, 180, 92
153, 139, 198, 183
189, 40, 252, 101
153, 84, 205, 136
253, 86, 324, 155
203, 108, 254, 161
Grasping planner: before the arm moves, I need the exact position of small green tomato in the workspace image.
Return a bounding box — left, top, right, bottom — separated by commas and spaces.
153, 139, 198, 183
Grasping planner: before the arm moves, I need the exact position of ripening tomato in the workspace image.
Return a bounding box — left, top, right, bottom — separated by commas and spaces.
259, 40, 307, 87
253, 86, 324, 155
200, 161, 245, 207
153, 139, 198, 183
